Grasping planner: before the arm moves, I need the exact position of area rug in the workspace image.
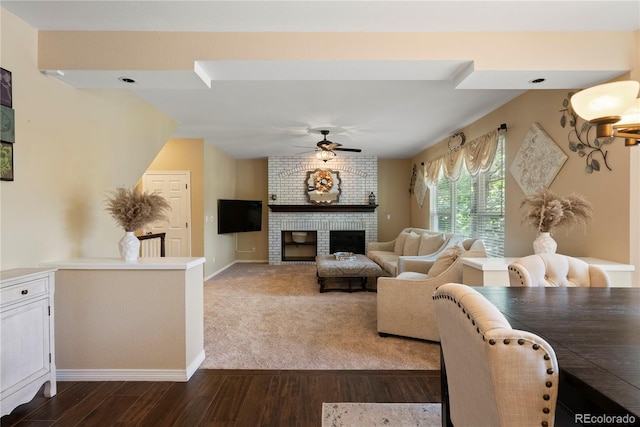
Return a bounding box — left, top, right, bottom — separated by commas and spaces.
322, 402, 441, 427
201, 263, 440, 369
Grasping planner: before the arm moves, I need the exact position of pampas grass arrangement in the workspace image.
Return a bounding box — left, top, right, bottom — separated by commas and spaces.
104, 186, 170, 232
521, 189, 592, 234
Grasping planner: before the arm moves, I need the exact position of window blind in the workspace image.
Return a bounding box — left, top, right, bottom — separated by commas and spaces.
431, 135, 505, 256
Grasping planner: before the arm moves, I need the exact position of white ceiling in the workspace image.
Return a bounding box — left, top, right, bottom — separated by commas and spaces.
4, 1, 640, 159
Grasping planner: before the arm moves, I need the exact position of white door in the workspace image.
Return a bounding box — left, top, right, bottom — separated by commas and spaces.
142, 171, 191, 257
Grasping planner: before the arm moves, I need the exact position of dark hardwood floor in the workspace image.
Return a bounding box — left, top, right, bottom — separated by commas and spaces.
2, 369, 441, 427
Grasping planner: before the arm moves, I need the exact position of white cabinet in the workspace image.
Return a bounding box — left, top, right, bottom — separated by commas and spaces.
1, 268, 57, 417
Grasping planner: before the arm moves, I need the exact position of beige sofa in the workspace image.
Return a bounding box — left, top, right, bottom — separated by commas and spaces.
366, 227, 484, 276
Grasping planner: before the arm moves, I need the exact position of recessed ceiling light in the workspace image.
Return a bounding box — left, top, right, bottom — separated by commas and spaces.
118, 77, 136, 84
529, 78, 546, 84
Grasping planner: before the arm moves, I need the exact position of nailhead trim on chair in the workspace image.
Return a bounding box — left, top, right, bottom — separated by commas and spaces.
433, 291, 557, 427
509, 266, 525, 286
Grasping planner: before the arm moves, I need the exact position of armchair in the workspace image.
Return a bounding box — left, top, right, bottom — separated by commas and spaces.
376, 246, 486, 342
508, 253, 610, 287
433, 283, 559, 426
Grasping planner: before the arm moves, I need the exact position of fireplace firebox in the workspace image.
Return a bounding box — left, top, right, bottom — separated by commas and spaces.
330, 230, 366, 254
281, 231, 317, 262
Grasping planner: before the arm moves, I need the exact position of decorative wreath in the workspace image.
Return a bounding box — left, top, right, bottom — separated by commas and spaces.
314, 170, 334, 192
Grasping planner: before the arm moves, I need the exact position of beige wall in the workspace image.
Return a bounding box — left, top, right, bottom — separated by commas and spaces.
39, 31, 636, 73
0, 10, 178, 269
144, 138, 205, 257
411, 78, 640, 283
378, 159, 412, 241
203, 143, 237, 278
234, 159, 269, 262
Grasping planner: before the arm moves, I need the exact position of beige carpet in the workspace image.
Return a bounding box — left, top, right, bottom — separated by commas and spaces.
322, 403, 441, 426
201, 263, 440, 369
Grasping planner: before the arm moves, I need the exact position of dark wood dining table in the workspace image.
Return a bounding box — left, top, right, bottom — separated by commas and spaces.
442, 286, 640, 426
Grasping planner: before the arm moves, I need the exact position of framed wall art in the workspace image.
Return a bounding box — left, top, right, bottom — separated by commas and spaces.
0, 68, 12, 108
1, 68, 14, 182
509, 122, 567, 195
0, 105, 15, 143
0, 142, 14, 181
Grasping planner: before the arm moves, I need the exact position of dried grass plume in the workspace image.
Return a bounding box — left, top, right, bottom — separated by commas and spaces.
520, 189, 592, 233
104, 186, 170, 232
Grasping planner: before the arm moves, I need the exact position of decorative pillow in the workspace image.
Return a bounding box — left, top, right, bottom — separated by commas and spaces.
403, 232, 421, 256
394, 231, 411, 255
427, 246, 465, 278
418, 234, 445, 256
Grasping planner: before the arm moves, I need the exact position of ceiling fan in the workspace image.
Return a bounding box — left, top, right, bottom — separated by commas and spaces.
314, 130, 362, 162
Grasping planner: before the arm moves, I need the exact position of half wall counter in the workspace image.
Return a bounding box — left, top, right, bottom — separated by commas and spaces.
42, 257, 205, 382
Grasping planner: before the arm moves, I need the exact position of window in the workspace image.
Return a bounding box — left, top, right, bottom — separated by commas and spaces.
431, 135, 505, 256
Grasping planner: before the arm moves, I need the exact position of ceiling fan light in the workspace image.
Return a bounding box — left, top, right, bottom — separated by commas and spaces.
316, 150, 335, 162
570, 80, 639, 122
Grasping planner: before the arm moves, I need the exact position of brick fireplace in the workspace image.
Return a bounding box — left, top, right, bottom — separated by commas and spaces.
268, 156, 378, 265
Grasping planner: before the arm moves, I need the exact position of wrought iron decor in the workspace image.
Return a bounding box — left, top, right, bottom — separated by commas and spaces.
560, 91, 613, 173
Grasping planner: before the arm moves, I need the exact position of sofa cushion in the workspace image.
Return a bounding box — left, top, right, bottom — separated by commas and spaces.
366, 250, 386, 266
427, 245, 464, 278
384, 260, 398, 276
373, 252, 399, 276
418, 234, 445, 256
396, 271, 429, 280
403, 232, 421, 256
394, 231, 411, 255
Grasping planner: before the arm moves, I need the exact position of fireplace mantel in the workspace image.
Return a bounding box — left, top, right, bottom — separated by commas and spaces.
268, 204, 378, 213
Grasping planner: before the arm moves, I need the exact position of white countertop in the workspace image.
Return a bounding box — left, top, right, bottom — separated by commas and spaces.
462, 257, 635, 272
461, 257, 519, 270
0, 267, 58, 283
42, 257, 206, 270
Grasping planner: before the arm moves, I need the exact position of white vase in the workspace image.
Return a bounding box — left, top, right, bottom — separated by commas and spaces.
533, 232, 557, 254
119, 231, 140, 261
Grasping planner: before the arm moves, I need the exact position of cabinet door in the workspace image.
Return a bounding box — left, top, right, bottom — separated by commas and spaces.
1, 298, 50, 395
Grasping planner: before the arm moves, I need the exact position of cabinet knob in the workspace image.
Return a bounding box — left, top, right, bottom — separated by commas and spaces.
21, 289, 28, 295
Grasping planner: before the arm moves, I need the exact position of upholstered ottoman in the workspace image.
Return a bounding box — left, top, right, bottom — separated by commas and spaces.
315, 254, 385, 292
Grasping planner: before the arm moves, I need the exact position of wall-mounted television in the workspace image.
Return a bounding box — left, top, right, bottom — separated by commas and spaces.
217, 199, 263, 234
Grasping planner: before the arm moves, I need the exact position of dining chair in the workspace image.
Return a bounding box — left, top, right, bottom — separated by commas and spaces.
137, 232, 166, 257
433, 283, 559, 427
508, 253, 610, 287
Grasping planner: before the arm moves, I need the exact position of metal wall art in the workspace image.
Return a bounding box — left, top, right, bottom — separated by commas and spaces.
559, 91, 613, 173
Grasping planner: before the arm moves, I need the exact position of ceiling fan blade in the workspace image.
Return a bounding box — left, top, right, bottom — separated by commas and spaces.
334, 148, 362, 152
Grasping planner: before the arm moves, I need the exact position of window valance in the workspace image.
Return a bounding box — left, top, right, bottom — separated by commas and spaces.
423, 129, 499, 188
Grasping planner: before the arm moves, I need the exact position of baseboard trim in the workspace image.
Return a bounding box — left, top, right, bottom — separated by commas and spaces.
186, 350, 206, 379
57, 350, 206, 382
205, 262, 236, 280
205, 260, 269, 281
